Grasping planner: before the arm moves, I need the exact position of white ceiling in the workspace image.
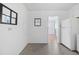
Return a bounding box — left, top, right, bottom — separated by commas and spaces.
25, 3, 77, 11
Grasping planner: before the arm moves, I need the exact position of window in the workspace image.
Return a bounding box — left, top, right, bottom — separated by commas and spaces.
34, 18, 41, 26
0, 3, 18, 25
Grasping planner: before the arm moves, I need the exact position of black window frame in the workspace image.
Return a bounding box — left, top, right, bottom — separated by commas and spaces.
0, 3, 18, 25
34, 18, 41, 27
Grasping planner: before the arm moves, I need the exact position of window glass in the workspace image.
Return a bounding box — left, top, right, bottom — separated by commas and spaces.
2, 15, 10, 23
11, 18, 16, 24
2, 6, 10, 16
12, 12, 16, 18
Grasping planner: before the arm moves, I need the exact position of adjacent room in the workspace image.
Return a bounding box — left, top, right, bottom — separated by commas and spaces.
0, 3, 79, 55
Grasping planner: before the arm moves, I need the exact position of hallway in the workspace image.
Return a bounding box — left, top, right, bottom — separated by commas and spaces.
20, 34, 78, 55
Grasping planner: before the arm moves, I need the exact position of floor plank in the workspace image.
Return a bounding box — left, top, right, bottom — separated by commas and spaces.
20, 34, 78, 55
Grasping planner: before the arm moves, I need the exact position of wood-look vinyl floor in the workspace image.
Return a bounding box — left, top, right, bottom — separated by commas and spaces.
20, 34, 78, 55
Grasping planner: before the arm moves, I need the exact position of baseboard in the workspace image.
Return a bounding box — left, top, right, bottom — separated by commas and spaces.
28, 43, 48, 44
60, 43, 75, 52
18, 42, 29, 55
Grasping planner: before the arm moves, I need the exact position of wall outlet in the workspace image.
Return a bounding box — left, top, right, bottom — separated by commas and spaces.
8, 28, 12, 31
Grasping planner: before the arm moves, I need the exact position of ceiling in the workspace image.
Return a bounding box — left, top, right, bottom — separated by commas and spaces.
25, 3, 77, 11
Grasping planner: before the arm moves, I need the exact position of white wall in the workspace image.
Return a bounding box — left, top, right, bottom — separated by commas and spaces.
0, 3, 28, 55
67, 3, 79, 50
69, 4, 79, 17
28, 10, 69, 43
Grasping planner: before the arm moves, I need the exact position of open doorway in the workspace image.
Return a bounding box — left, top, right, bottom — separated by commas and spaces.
48, 16, 60, 44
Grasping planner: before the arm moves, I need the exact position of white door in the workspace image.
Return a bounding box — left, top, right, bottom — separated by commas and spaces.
48, 16, 55, 34
48, 16, 60, 43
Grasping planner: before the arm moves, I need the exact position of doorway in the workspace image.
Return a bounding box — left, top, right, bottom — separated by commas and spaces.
48, 16, 60, 44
